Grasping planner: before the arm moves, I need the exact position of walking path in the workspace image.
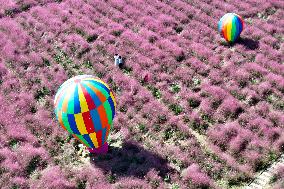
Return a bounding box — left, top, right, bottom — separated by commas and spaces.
190, 130, 284, 189
245, 153, 284, 189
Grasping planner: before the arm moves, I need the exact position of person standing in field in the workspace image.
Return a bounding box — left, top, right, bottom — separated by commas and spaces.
114, 54, 120, 66
114, 54, 123, 68
118, 56, 123, 66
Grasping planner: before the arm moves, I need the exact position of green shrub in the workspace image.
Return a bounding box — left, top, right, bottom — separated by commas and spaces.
188, 98, 201, 108
86, 34, 98, 43
170, 83, 181, 93
169, 104, 183, 115
76, 180, 87, 189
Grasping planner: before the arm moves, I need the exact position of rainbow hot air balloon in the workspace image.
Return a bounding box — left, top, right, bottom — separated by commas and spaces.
218, 13, 244, 43
54, 75, 116, 154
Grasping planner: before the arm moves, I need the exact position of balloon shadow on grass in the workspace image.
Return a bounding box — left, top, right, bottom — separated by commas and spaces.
220, 37, 259, 50
237, 37, 259, 50
89, 141, 174, 179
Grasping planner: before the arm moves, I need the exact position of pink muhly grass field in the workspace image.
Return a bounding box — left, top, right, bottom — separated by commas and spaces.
0, 0, 283, 188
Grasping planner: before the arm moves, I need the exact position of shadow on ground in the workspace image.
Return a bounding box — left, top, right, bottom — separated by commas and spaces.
237, 37, 259, 50
90, 141, 175, 178
221, 37, 259, 50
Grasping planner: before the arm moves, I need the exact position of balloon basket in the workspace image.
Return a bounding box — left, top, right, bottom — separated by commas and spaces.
88, 142, 108, 155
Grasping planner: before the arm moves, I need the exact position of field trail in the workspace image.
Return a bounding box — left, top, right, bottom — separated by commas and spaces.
190, 130, 211, 152
191, 130, 284, 189
245, 154, 284, 189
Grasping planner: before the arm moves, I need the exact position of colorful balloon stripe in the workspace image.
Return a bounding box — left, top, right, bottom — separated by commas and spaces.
67, 113, 81, 134
74, 113, 89, 135
73, 85, 81, 114
97, 105, 108, 128
102, 127, 107, 145
57, 111, 67, 131
54, 75, 116, 149
73, 134, 91, 148
82, 111, 95, 133
83, 78, 111, 91
110, 91, 116, 109
107, 96, 116, 120
83, 134, 95, 148
78, 84, 89, 113
96, 130, 103, 147
89, 132, 99, 148
82, 83, 103, 108
85, 79, 111, 95
56, 101, 114, 135
218, 13, 244, 43
60, 112, 73, 133
55, 83, 111, 114
80, 84, 96, 110
66, 120, 111, 148
90, 108, 103, 131
84, 82, 107, 105
103, 99, 113, 125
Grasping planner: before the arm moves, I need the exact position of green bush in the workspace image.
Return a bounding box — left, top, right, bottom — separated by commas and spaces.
169, 104, 183, 115
188, 98, 201, 108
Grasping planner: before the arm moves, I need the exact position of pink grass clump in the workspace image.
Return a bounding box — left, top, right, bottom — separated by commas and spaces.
30, 166, 75, 189
181, 163, 214, 188
219, 97, 243, 118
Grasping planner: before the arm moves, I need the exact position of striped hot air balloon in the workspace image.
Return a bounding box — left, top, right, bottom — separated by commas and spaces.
218, 13, 244, 43
54, 75, 116, 154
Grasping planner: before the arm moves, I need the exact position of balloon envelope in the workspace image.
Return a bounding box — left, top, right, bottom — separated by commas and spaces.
218, 13, 244, 43
54, 75, 116, 149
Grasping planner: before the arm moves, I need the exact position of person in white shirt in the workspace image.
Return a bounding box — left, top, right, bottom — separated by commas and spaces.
114, 54, 119, 66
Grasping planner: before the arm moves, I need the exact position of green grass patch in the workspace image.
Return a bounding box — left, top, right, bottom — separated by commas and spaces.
9, 139, 20, 150
83, 59, 93, 69
107, 173, 117, 184
163, 128, 175, 140
188, 98, 201, 108
76, 179, 87, 189
34, 87, 50, 100
138, 123, 148, 133
25, 156, 43, 176
171, 183, 180, 189
147, 85, 162, 99
122, 66, 133, 75
86, 34, 98, 43
169, 103, 183, 115
189, 119, 209, 134
170, 83, 181, 93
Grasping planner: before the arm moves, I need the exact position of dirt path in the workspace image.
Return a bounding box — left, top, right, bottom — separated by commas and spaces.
190, 129, 212, 153
244, 154, 284, 189
190, 130, 284, 189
